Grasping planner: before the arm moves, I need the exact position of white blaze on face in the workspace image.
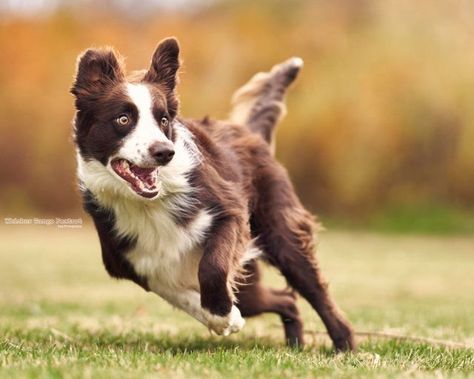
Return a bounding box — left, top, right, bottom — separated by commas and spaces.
115, 83, 170, 166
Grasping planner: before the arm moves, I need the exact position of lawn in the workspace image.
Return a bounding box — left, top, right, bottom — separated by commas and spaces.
0, 225, 473, 378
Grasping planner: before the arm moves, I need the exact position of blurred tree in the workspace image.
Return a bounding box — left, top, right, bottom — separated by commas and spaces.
0, 0, 473, 231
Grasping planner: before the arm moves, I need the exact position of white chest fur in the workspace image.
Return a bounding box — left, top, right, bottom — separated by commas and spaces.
114, 201, 248, 336
111, 198, 213, 292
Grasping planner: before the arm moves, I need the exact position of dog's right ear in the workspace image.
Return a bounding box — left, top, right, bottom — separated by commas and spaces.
71, 48, 124, 99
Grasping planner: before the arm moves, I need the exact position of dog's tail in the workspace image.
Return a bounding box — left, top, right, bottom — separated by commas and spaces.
229, 57, 303, 152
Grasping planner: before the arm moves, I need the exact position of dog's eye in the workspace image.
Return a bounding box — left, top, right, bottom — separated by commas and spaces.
160, 117, 169, 127
116, 115, 130, 126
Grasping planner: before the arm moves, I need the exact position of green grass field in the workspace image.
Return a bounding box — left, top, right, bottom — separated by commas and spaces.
0, 225, 473, 378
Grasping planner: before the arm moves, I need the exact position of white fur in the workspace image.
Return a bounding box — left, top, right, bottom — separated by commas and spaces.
116, 83, 169, 167
91, 187, 248, 335
76, 92, 250, 334
126, 207, 213, 290
153, 289, 245, 336
77, 121, 200, 201
110, 199, 248, 335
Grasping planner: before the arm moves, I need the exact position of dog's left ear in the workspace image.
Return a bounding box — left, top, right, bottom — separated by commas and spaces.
145, 37, 180, 92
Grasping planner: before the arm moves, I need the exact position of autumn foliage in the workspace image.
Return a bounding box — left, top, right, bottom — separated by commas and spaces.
1, 0, 473, 227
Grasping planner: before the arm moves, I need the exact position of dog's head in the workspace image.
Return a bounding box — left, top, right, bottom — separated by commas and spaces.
71, 38, 183, 200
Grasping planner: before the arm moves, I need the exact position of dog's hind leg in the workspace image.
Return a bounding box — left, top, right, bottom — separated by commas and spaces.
229, 57, 303, 153
236, 260, 304, 347
251, 164, 356, 352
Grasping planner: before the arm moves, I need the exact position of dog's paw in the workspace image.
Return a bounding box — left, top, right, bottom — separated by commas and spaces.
205, 305, 245, 336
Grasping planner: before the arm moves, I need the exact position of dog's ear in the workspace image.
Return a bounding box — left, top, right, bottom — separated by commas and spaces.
144, 37, 180, 92
71, 48, 124, 99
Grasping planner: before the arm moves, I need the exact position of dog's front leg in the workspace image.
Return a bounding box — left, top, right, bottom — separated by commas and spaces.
153, 288, 244, 336
198, 217, 246, 335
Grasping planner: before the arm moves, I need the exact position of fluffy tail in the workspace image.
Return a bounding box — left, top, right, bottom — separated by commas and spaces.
229, 57, 303, 151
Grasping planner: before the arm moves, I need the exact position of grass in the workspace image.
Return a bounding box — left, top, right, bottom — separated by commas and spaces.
0, 225, 473, 378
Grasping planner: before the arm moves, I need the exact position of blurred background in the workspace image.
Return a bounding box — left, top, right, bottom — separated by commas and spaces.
1, 0, 473, 233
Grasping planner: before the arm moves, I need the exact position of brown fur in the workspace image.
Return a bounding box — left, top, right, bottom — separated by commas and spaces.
191, 118, 355, 351
71, 38, 355, 351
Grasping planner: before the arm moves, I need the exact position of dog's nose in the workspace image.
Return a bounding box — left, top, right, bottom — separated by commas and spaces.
148, 142, 175, 166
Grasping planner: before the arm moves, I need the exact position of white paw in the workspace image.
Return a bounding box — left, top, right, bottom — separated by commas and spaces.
205, 305, 245, 336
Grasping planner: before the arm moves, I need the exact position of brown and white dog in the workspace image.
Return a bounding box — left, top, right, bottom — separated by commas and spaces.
71, 37, 355, 351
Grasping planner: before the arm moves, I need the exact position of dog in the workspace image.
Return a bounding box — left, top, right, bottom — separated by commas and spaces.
71, 37, 355, 351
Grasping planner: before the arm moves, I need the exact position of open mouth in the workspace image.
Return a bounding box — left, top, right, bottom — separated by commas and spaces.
111, 158, 159, 199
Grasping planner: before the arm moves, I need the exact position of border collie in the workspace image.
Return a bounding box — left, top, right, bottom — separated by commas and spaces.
71, 37, 355, 351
